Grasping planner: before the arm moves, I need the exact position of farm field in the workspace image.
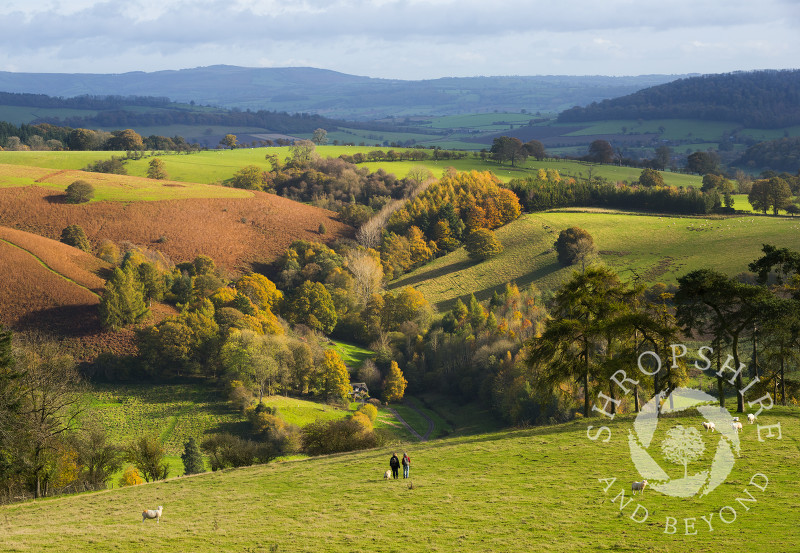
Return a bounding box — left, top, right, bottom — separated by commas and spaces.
2, 405, 797, 552
0, 148, 702, 189
390, 210, 800, 310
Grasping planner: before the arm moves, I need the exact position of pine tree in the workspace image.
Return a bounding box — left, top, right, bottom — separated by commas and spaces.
383, 361, 408, 403
181, 437, 205, 475
99, 266, 150, 329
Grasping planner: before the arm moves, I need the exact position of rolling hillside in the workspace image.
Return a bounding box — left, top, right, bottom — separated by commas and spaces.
390, 210, 800, 310
0, 169, 352, 271
1, 406, 797, 552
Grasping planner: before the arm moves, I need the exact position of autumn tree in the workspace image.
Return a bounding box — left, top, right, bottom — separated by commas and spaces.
285, 281, 337, 334
464, 228, 503, 261
220, 134, 237, 149
230, 165, 265, 190
147, 158, 168, 180
554, 227, 596, 269
288, 140, 317, 168
317, 350, 351, 402
64, 180, 94, 203
638, 168, 664, 187
383, 361, 408, 402
125, 436, 168, 483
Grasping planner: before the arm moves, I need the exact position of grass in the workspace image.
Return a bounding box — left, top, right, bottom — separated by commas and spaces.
2, 403, 797, 552
391, 210, 800, 310
260, 395, 350, 428
0, 147, 702, 191
330, 340, 374, 370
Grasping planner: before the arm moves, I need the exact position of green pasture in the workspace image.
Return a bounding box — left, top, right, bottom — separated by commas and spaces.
260, 395, 350, 428
0, 147, 702, 192
87, 383, 245, 457
426, 112, 534, 131
391, 210, 800, 310
560, 119, 739, 141
330, 340, 374, 370
2, 404, 797, 552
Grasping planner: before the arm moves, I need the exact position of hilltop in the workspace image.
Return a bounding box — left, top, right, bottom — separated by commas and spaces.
558, 70, 800, 128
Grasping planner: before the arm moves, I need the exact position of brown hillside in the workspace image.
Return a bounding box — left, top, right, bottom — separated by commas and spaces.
0, 186, 353, 272
0, 226, 176, 360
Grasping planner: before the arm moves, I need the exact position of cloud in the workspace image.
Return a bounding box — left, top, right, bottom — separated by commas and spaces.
0, 0, 797, 78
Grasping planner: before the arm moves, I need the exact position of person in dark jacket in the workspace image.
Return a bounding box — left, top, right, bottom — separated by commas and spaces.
389, 453, 400, 479
402, 452, 411, 479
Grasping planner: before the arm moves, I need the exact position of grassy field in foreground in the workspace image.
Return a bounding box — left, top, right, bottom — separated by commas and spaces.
391, 210, 800, 310
2, 405, 797, 552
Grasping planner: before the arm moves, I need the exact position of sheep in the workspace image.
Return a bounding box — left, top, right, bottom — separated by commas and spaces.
142, 506, 163, 523
384, 469, 392, 480
631, 480, 648, 495
702, 421, 716, 432
732, 421, 743, 432
748, 413, 756, 424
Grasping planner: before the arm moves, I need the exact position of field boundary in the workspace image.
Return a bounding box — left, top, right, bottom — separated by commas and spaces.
0, 237, 101, 299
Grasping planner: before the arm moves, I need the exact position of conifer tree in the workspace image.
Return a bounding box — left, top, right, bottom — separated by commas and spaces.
99, 266, 149, 329
181, 437, 205, 475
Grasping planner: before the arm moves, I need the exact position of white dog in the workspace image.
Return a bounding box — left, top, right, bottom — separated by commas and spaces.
384, 470, 392, 479
142, 506, 163, 523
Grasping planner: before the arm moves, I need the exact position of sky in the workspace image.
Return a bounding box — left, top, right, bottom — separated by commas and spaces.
0, 0, 798, 80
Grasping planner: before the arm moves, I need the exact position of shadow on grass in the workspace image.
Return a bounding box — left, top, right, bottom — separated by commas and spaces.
389, 258, 475, 290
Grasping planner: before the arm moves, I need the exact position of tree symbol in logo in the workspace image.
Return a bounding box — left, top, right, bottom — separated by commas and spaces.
661, 425, 706, 479
628, 387, 739, 497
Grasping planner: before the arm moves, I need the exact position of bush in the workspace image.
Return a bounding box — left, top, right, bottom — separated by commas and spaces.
65, 180, 94, 203
350, 411, 373, 430
60, 224, 92, 252
118, 466, 143, 487
248, 411, 302, 455
84, 157, 127, 175
201, 433, 277, 471
301, 418, 378, 455
357, 403, 378, 422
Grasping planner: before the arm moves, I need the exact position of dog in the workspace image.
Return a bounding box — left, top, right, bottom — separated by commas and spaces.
142, 506, 163, 523
384, 469, 392, 479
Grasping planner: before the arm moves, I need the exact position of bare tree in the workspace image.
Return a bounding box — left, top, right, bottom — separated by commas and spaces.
13, 338, 86, 498
346, 249, 384, 305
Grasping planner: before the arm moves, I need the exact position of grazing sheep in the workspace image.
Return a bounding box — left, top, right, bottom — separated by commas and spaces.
748, 413, 756, 424
702, 421, 716, 432
142, 506, 163, 523
732, 421, 743, 432
384, 469, 392, 479
632, 480, 648, 495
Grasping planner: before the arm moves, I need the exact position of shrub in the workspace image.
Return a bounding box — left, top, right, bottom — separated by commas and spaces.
357, 403, 378, 422
60, 224, 92, 252
301, 418, 378, 456
249, 411, 302, 455
125, 436, 168, 482
84, 157, 127, 175
350, 411, 373, 430
201, 433, 277, 471
318, 223, 327, 235
118, 466, 143, 487
64, 180, 94, 203
554, 227, 596, 267
229, 381, 253, 413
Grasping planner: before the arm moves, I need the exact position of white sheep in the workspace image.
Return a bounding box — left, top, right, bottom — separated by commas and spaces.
142, 506, 163, 523
702, 421, 716, 432
732, 421, 743, 432
632, 480, 648, 495
748, 413, 756, 424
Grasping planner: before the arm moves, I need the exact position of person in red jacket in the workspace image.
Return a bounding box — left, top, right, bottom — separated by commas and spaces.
402, 452, 411, 479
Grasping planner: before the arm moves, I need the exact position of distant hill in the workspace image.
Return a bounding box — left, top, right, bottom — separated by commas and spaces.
0, 65, 684, 119
558, 70, 800, 128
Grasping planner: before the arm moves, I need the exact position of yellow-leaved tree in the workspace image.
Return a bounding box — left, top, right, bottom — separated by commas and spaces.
318, 350, 351, 402
383, 361, 408, 403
